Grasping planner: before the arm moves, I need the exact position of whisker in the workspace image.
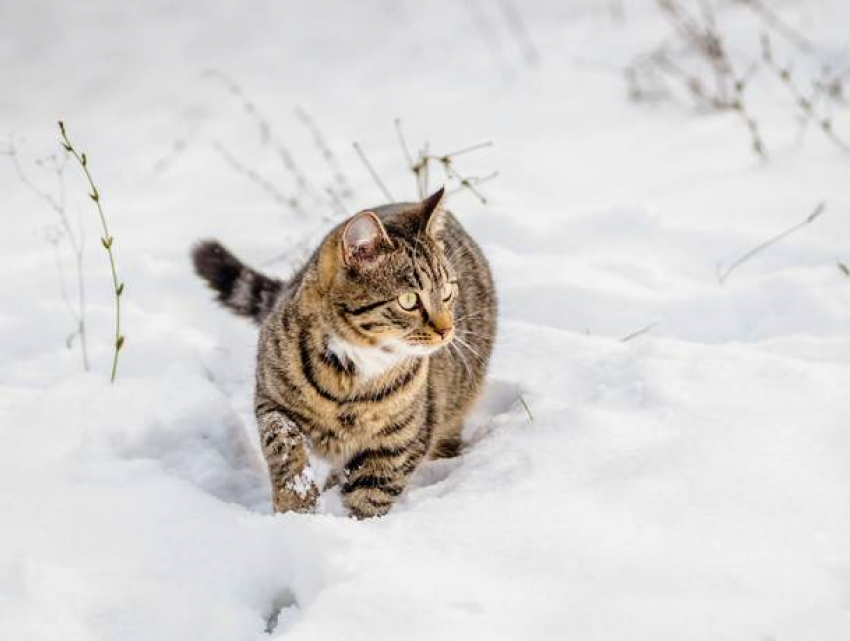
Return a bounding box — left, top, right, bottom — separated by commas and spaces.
454, 342, 483, 366
453, 336, 485, 363
454, 328, 493, 341
454, 310, 489, 324
448, 342, 473, 379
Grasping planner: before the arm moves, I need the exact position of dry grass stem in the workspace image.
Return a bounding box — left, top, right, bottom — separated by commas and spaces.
352, 141, 394, 201
58, 121, 124, 382
295, 106, 355, 200
717, 201, 826, 284
2, 142, 90, 370
625, 1, 849, 159
518, 395, 535, 423
761, 35, 850, 152
394, 119, 498, 202
620, 322, 661, 342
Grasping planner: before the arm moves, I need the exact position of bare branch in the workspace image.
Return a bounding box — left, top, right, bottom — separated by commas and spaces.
736, 0, 814, 53
446, 171, 500, 197
761, 35, 850, 152
325, 187, 348, 217
439, 141, 494, 159
352, 141, 394, 201
295, 106, 355, 200
204, 70, 327, 206
3, 139, 89, 371
213, 141, 308, 217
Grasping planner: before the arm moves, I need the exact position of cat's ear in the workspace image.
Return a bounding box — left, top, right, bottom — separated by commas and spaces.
420, 187, 446, 238
341, 211, 393, 267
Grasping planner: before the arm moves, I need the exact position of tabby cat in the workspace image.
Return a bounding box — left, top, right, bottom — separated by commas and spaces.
192, 188, 496, 518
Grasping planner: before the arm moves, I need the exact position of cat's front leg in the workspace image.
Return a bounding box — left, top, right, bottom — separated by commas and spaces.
257, 408, 320, 514
341, 444, 425, 518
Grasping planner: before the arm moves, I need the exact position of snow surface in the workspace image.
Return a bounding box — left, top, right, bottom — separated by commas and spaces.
1, 1, 849, 639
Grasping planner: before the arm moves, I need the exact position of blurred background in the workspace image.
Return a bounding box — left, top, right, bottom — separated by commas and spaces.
3, 1, 849, 381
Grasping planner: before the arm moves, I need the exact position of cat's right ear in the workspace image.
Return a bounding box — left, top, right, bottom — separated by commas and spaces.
341, 211, 393, 267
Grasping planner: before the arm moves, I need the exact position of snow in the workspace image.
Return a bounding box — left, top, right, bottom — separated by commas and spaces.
2, 0, 850, 639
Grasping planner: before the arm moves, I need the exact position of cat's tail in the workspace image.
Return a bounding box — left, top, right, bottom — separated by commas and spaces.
192, 240, 283, 324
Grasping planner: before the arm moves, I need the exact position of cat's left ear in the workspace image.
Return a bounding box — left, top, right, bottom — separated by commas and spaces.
420, 187, 446, 239
341, 211, 393, 267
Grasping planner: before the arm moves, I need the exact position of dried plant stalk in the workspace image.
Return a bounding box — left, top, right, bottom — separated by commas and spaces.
394, 119, 498, 203
717, 201, 826, 284
3, 143, 90, 371
58, 121, 125, 382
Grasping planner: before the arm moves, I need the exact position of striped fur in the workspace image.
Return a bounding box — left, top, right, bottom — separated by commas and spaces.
192, 240, 283, 323
193, 188, 496, 518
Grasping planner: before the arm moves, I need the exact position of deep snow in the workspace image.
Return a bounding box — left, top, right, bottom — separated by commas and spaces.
1, 1, 849, 639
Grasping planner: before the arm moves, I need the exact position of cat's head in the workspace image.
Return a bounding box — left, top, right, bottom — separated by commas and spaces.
314, 188, 458, 356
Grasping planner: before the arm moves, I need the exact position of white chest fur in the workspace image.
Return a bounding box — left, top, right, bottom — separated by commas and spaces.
326, 335, 408, 380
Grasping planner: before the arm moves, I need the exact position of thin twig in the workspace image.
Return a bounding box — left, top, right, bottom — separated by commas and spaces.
420, 142, 431, 197
620, 321, 661, 342
325, 187, 348, 216
213, 141, 313, 218
518, 395, 534, 423
4, 141, 91, 371
496, 0, 540, 66
352, 141, 394, 201
148, 128, 197, 180
58, 121, 124, 382
717, 201, 826, 284
439, 141, 494, 158
463, 0, 512, 78
446, 171, 500, 197
736, 0, 813, 53
394, 118, 425, 198
761, 35, 850, 152
395, 122, 498, 202
295, 106, 355, 199
394, 118, 415, 168
205, 70, 330, 207
437, 158, 489, 204
259, 227, 325, 268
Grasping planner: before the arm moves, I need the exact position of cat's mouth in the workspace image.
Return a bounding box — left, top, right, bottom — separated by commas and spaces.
400, 331, 454, 355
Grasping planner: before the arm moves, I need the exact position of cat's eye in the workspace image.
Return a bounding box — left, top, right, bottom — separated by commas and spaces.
441, 283, 455, 302
398, 292, 419, 311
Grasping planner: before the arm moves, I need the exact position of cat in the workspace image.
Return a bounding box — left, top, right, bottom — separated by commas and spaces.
192, 188, 496, 518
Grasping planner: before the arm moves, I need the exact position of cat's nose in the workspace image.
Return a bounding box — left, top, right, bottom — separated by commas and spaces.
429, 311, 453, 338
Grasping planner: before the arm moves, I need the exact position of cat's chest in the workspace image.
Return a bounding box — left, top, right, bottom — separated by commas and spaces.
325, 336, 408, 380
305, 401, 412, 462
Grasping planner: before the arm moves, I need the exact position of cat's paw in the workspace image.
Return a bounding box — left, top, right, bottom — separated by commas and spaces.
343, 489, 394, 519
273, 477, 320, 514
347, 501, 392, 520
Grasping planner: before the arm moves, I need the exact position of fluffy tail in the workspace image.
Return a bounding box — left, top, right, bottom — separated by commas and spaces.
192, 240, 283, 324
